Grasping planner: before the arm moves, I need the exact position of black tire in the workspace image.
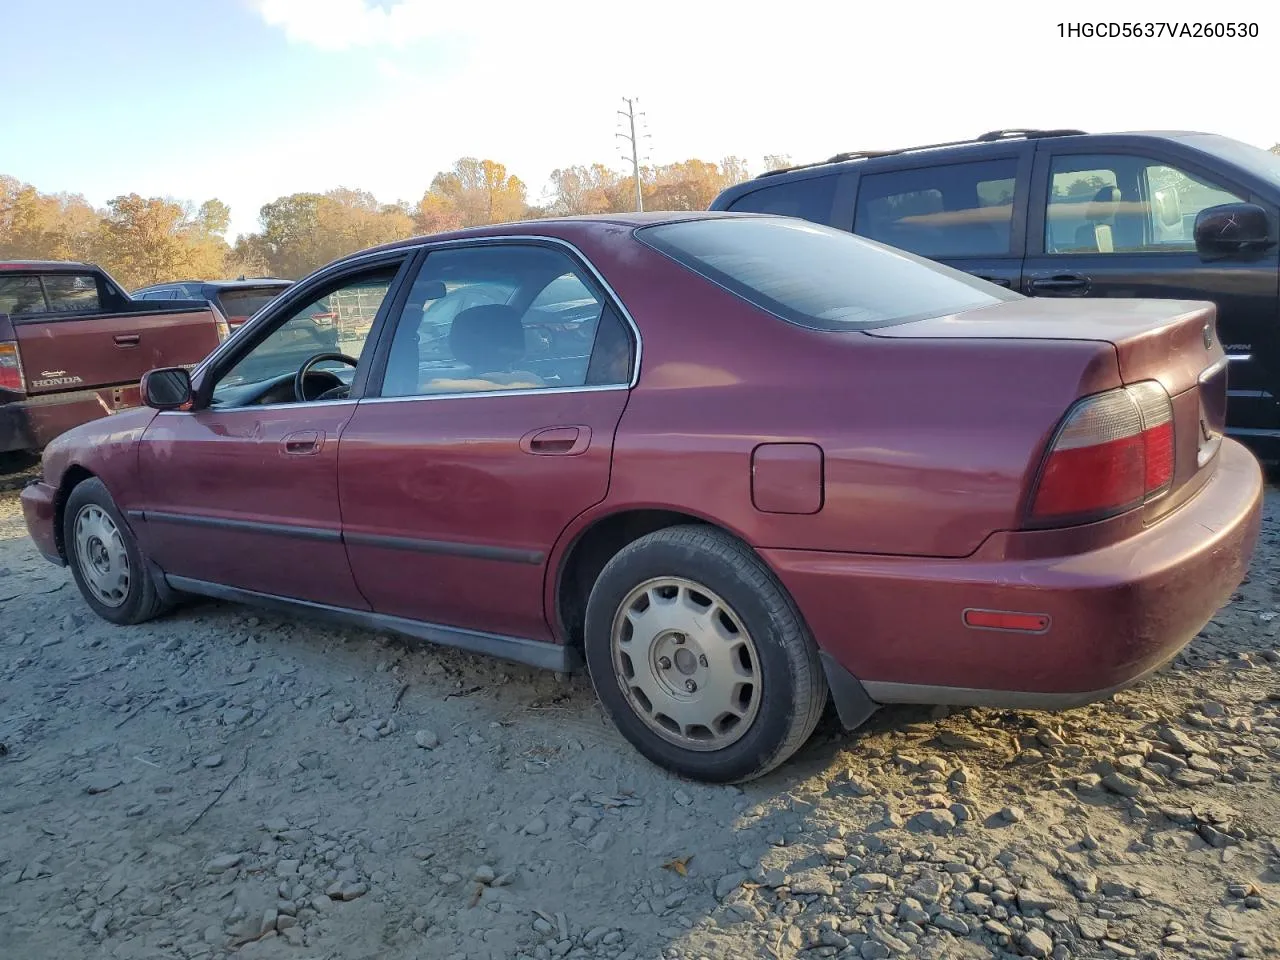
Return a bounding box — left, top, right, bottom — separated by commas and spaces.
63, 477, 170, 626
584, 524, 828, 783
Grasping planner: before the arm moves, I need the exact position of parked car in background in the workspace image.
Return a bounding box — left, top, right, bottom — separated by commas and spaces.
0, 260, 227, 467
133, 277, 292, 330
711, 129, 1280, 462
22, 213, 1262, 782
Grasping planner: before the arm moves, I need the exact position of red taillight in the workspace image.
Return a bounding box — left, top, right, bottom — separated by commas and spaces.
0, 341, 25, 393
1028, 381, 1174, 526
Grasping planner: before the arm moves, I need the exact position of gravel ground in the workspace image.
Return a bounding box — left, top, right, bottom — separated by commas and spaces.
1, 472, 1278, 960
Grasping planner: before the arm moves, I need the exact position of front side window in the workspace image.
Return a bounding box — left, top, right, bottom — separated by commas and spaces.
380, 245, 630, 398
726, 176, 838, 225
638, 216, 1018, 332
853, 159, 1019, 257
213, 267, 397, 402
1045, 154, 1247, 254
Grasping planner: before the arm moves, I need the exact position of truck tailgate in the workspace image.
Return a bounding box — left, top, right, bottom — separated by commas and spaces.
15, 307, 221, 395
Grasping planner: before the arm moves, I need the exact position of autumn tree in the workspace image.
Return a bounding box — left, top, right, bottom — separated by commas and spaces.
763, 154, 793, 172
0, 175, 99, 262
94, 194, 231, 289
545, 164, 626, 216
421, 158, 528, 228
253, 188, 416, 278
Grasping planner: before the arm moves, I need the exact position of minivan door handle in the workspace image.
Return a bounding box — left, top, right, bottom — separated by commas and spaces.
520, 425, 591, 456
1027, 273, 1091, 296
281, 430, 322, 456
113, 334, 141, 347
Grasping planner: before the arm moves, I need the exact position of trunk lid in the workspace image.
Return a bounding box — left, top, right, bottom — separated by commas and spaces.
869, 297, 1229, 518
13, 306, 222, 395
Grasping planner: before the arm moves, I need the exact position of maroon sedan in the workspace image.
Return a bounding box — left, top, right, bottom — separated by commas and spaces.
20, 213, 1263, 782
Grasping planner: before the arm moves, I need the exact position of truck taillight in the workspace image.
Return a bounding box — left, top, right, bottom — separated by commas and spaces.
1027, 381, 1174, 526
0, 341, 24, 393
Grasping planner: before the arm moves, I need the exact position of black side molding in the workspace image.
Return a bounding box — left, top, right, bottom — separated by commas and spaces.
165, 575, 580, 673
818, 650, 881, 731
128, 511, 543, 563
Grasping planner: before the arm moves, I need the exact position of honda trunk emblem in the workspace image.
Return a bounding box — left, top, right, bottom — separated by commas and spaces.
1203, 324, 1213, 349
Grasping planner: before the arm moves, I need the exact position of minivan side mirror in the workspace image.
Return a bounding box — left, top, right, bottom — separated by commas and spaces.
1193, 202, 1273, 260
141, 367, 193, 410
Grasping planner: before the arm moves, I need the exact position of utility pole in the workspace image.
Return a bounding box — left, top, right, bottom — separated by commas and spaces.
616, 97, 650, 212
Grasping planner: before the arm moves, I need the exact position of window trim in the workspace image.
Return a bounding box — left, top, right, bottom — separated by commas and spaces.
361, 236, 642, 403
851, 156, 1025, 260
1027, 143, 1266, 258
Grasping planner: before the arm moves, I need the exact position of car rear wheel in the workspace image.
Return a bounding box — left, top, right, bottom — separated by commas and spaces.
584, 525, 827, 783
64, 478, 170, 626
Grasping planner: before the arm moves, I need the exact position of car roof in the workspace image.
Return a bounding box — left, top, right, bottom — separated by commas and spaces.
134, 278, 293, 292
330, 211, 741, 266
0, 259, 98, 272
732, 128, 1223, 185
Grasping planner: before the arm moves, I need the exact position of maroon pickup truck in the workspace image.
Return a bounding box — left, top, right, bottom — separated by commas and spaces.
0, 261, 227, 465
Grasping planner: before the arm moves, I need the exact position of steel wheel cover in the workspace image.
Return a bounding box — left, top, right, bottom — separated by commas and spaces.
610, 576, 763, 751
73, 504, 130, 608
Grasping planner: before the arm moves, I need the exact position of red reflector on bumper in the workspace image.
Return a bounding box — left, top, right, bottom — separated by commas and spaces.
962, 609, 1051, 633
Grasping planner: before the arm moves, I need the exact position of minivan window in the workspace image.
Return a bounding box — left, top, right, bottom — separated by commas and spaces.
724, 176, 837, 224
637, 216, 1019, 332
853, 159, 1019, 258
1045, 154, 1246, 254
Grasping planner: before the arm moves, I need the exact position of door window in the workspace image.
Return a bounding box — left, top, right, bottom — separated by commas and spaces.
211, 267, 398, 405
1044, 154, 1246, 254
379, 245, 633, 398
853, 159, 1018, 257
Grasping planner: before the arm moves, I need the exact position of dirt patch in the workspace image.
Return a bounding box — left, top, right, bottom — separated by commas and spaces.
1, 484, 1277, 960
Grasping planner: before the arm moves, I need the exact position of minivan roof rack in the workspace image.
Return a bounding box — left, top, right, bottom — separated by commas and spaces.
754, 128, 1087, 178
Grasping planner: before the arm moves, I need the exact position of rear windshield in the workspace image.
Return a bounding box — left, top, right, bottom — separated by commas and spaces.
636, 216, 1019, 331
217, 287, 288, 320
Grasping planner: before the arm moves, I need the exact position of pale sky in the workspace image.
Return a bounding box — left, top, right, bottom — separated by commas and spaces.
4, 0, 1278, 240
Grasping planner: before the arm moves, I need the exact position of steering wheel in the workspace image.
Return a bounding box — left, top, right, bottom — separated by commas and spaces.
294, 352, 359, 403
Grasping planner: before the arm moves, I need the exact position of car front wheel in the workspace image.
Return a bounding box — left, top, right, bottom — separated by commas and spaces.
63, 478, 170, 626
584, 525, 828, 783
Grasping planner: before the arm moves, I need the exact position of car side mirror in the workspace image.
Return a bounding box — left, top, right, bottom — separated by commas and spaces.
1194, 202, 1273, 260
141, 367, 193, 410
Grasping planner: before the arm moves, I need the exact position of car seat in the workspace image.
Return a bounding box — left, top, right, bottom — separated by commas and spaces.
422, 304, 547, 393
1074, 186, 1121, 253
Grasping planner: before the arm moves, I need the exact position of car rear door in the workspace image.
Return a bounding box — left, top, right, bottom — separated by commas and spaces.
1024, 140, 1280, 438
848, 144, 1033, 291
337, 240, 636, 646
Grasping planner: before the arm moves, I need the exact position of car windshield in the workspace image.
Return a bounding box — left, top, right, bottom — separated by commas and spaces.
636, 216, 1019, 331
1178, 133, 1280, 189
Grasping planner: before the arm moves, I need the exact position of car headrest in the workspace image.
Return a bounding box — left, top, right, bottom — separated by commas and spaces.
449, 304, 525, 371
1086, 186, 1123, 221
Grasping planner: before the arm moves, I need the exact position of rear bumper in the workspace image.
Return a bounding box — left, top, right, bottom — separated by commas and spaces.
0, 385, 141, 454
21, 479, 63, 565
762, 438, 1263, 709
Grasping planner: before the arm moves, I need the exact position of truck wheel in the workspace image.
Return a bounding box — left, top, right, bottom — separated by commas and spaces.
584, 525, 828, 783
63, 478, 170, 626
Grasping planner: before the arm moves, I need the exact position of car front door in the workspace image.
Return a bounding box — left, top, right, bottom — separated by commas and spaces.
850, 149, 1031, 291
132, 256, 412, 607
1024, 146, 1280, 435
337, 240, 636, 646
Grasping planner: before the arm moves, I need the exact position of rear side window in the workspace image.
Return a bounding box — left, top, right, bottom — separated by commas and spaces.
724, 176, 837, 225
638, 216, 1019, 332
854, 159, 1019, 257
0, 276, 47, 314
